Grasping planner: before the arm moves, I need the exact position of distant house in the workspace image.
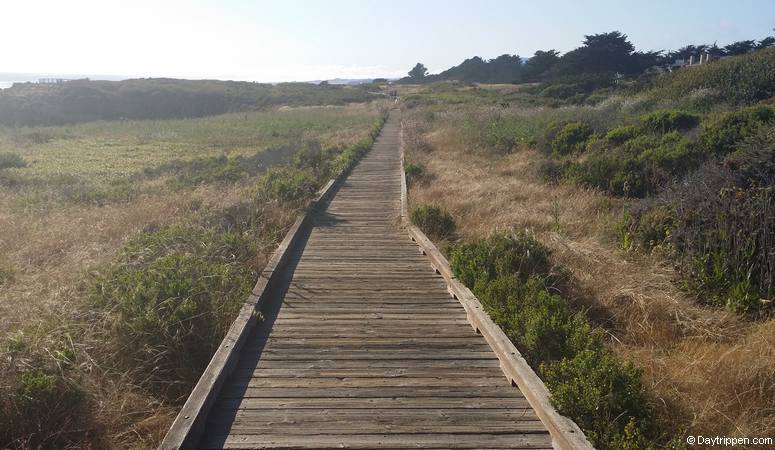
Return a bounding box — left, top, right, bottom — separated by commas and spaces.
668, 53, 715, 72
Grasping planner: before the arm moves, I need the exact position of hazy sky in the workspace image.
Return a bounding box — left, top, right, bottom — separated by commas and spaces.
3, 0, 774, 82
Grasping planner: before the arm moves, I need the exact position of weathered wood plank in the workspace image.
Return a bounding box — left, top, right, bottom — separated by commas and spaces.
212, 397, 532, 411
200, 433, 553, 449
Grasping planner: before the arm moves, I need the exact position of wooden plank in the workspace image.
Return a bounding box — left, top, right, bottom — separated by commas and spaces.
227, 376, 508, 388
232, 367, 503, 379
212, 397, 533, 411
238, 358, 502, 370
248, 350, 499, 360
199, 433, 553, 449
214, 421, 547, 435
213, 407, 539, 421
250, 337, 489, 348
219, 386, 523, 399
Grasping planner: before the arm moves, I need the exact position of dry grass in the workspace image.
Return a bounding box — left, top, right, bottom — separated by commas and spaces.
0, 104, 380, 448
405, 115, 775, 439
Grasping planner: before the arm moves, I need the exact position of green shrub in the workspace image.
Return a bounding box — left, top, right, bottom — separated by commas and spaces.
404, 161, 426, 184
640, 110, 699, 133
410, 205, 456, 240
697, 104, 775, 156
255, 167, 318, 205
564, 131, 696, 197
542, 349, 653, 449
477, 275, 601, 365
449, 231, 658, 449
605, 125, 641, 145
90, 225, 255, 399
551, 122, 593, 155
0, 152, 27, 169
450, 232, 553, 288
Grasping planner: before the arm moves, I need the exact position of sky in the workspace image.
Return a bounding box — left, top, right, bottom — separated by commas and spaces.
2, 0, 774, 82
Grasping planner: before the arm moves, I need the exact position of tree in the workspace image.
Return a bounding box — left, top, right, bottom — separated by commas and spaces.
725, 40, 756, 55
434, 55, 523, 83
757, 36, 775, 49
522, 50, 560, 81
408, 63, 428, 80
555, 31, 643, 75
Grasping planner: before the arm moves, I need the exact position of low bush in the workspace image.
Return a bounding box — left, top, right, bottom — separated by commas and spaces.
477, 275, 600, 365
404, 161, 427, 185
450, 232, 553, 288
90, 225, 256, 400
563, 131, 697, 197
255, 167, 318, 206
551, 122, 593, 155
604, 125, 641, 145
449, 232, 660, 449
0, 152, 27, 169
696, 104, 775, 156
410, 205, 456, 240
542, 349, 653, 448
640, 110, 699, 134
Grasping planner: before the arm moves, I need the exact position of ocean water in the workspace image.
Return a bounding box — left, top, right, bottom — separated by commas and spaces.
0, 81, 21, 89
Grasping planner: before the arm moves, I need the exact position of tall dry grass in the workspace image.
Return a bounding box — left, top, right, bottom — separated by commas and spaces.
403, 111, 775, 439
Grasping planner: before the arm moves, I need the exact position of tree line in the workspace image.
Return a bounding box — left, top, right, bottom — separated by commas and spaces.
401, 30, 775, 84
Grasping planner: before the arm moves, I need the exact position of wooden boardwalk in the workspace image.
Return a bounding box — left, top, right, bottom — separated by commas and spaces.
163, 112, 590, 449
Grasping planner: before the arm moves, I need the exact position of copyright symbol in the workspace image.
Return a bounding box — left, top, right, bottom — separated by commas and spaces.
687, 436, 695, 445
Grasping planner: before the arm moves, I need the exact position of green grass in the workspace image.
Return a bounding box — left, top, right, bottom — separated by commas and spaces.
0, 107, 380, 209
0, 107, 377, 182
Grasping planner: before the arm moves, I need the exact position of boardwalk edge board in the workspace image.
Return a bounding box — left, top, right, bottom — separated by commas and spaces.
159, 137, 363, 450
399, 122, 595, 450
